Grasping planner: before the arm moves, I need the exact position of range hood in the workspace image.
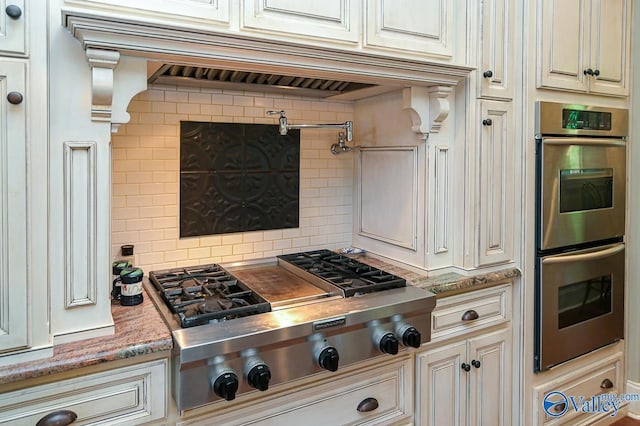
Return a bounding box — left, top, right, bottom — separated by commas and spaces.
148, 64, 384, 100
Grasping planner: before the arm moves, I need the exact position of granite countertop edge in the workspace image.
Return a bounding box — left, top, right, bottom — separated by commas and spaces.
0, 288, 173, 386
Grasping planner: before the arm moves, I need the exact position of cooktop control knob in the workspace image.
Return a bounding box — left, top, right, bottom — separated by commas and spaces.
247, 364, 271, 391
318, 347, 340, 372
392, 315, 422, 348
212, 372, 239, 401
379, 332, 400, 354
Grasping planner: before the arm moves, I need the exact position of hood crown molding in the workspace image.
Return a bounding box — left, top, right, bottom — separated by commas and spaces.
62, 10, 473, 89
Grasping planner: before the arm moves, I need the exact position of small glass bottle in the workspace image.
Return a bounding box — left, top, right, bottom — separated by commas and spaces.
120, 267, 144, 306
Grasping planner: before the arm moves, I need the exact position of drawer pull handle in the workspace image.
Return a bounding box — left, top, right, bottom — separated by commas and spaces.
36, 410, 78, 426
601, 378, 614, 389
357, 397, 379, 412
461, 310, 479, 321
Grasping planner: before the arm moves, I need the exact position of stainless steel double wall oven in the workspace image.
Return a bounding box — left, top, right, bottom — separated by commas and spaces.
534, 102, 627, 372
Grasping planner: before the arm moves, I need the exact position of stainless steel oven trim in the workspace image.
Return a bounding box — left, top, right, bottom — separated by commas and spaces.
535, 102, 629, 137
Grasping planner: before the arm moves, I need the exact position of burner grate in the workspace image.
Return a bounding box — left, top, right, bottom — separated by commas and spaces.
278, 250, 406, 296
148, 264, 271, 327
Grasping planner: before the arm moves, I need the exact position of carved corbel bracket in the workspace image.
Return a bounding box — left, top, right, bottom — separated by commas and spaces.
86, 48, 120, 122
402, 85, 453, 140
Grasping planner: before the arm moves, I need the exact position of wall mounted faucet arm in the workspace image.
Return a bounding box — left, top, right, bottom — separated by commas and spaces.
267, 110, 353, 142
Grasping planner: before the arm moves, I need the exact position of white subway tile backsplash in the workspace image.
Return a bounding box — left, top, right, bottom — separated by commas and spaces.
111, 86, 354, 271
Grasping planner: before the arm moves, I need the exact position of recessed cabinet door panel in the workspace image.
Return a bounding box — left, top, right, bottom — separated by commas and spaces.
0, 60, 27, 352
0, 0, 26, 56
538, 0, 588, 92
242, 0, 359, 43
365, 0, 453, 58
479, 0, 513, 99
65, 0, 230, 24
477, 101, 514, 266
589, 0, 630, 96
416, 342, 467, 426
467, 329, 512, 426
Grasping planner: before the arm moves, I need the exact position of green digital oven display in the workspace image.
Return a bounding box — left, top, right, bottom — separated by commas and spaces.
562, 109, 612, 130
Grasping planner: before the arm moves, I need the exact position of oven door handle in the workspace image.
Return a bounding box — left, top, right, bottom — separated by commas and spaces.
542, 138, 626, 147
542, 243, 625, 265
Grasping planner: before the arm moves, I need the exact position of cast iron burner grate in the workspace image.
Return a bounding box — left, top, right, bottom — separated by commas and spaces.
148, 264, 271, 328
278, 250, 406, 297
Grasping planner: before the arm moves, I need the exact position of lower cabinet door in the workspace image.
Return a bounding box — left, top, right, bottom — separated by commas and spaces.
179, 357, 413, 426
0, 359, 167, 425
415, 341, 467, 426
467, 329, 512, 426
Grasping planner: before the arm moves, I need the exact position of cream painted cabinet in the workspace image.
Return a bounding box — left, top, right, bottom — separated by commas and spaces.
64, 0, 230, 25
537, 0, 630, 97
242, 0, 360, 44
0, 359, 168, 425
416, 284, 513, 426
0, 59, 27, 352
177, 356, 414, 425
478, 0, 514, 99
417, 329, 512, 426
0, 0, 25, 56
365, 0, 455, 59
477, 100, 514, 267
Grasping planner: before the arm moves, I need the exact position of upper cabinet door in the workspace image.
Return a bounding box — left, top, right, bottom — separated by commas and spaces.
242, 0, 359, 43
478, 0, 514, 99
64, 0, 230, 25
0, 60, 28, 352
537, 0, 589, 93
588, 0, 630, 97
365, 0, 454, 59
537, 0, 630, 97
0, 0, 26, 56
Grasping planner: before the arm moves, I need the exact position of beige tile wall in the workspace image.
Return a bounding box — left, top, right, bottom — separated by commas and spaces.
111, 84, 355, 272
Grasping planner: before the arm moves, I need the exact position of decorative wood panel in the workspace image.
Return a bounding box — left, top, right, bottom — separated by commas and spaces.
358, 147, 418, 250
180, 122, 299, 237
478, 101, 514, 266
433, 146, 449, 254
0, 60, 27, 351
64, 142, 97, 308
0, 0, 25, 56
242, 0, 359, 43
365, 0, 453, 58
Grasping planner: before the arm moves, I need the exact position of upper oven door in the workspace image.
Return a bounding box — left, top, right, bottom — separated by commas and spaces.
538, 137, 626, 251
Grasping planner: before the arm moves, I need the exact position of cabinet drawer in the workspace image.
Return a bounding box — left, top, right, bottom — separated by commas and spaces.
430, 284, 511, 342
0, 359, 167, 425
0, 0, 26, 55
534, 352, 624, 425
181, 357, 413, 426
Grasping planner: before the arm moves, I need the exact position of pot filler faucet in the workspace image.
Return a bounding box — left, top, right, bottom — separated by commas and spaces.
267, 110, 354, 155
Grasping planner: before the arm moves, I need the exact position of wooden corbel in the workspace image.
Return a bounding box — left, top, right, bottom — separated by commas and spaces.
86, 48, 120, 122
402, 85, 453, 140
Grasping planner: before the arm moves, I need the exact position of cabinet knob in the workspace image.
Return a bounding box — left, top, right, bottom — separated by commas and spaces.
593, 69, 600, 77
583, 68, 594, 76
552, 402, 566, 413
5, 4, 22, 19
461, 363, 471, 372
482, 119, 492, 126
600, 378, 614, 389
357, 397, 379, 412
7, 91, 23, 105
461, 310, 480, 321
36, 410, 78, 426
471, 359, 481, 368
483, 70, 493, 78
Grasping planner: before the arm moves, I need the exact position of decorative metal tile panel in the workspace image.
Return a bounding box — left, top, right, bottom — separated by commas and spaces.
180, 122, 300, 237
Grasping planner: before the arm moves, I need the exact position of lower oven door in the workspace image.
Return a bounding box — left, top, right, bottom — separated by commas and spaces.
535, 243, 625, 372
